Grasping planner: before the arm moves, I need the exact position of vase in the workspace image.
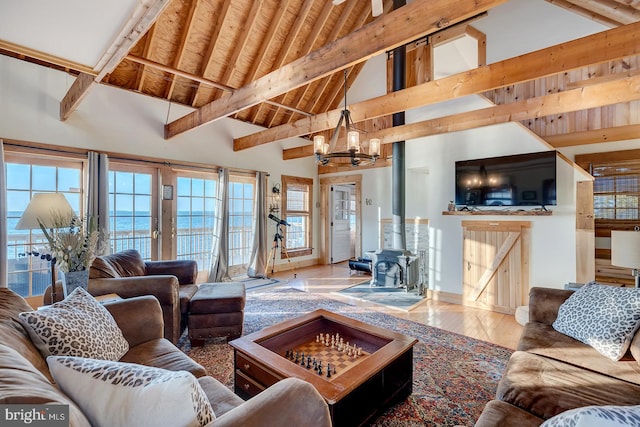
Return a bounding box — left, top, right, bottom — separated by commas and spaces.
60, 270, 90, 298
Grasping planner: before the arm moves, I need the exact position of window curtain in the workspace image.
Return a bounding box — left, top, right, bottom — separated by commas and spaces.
0, 141, 7, 288
87, 152, 110, 255
247, 172, 268, 278
208, 168, 231, 282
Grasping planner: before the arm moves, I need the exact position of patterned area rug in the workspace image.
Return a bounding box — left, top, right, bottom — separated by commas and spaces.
239, 276, 282, 291
179, 288, 512, 427
335, 282, 426, 311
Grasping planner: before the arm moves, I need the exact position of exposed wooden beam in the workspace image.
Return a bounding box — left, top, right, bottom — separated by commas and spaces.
284, 75, 640, 159
237, 20, 640, 151
60, 0, 171, 120
163, 0, 200, 99
0, 39, 97, 75
125, 55, 310, 117
164, 0, 509, 139
561, 0, 640, 25
545, 124, 640, 147
545, 0, 622, 27
59, 73, 97, 121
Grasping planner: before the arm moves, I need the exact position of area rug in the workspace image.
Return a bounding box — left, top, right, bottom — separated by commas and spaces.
180, 288, 512, 427
335, 281, 426, 311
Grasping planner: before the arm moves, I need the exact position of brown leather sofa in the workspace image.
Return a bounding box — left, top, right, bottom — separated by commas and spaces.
475, 287, 640, 426
46, 249, 198, 344
0, 287, 332, 426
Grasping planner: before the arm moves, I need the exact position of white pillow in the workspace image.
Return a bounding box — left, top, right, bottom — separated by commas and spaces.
552, 282, 640, 361
541, 405, 640, 427
19, 287, 129, 361
47, 356, 215, 427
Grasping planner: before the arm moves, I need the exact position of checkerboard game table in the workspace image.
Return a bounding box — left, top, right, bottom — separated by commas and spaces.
229, 309, 417, 427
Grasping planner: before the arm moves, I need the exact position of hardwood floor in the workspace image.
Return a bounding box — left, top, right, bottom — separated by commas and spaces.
270, 262, 523, 350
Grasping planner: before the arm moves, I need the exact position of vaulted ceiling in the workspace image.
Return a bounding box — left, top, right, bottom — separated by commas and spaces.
1, 0, 640, 164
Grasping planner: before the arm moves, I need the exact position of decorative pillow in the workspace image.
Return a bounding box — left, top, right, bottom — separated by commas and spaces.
19, 287, 129, 360
541, 405, 640, 427
47, 356, 215, 427
552, 282, 640, 360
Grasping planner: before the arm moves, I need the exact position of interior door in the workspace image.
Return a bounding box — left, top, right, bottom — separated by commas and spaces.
331, 185, 354, 263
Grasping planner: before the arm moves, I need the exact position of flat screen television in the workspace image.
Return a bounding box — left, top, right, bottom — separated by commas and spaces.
455, 150, 557, 207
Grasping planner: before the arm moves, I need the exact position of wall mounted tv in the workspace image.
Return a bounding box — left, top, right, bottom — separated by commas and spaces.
455, 150, 557, 207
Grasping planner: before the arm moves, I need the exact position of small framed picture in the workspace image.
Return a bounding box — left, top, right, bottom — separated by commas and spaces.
162, 185, 174, 200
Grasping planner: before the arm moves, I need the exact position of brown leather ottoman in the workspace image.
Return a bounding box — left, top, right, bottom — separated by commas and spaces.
188, 282, 246, 347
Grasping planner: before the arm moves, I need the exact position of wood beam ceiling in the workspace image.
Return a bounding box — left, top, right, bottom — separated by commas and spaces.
59, 0, 171, 121
236, 20, 640, 153
546, 0, 640, 26
163, 0, 509, 139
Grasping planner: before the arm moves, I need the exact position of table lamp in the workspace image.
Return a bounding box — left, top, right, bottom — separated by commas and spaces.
15, 193, 75, 303
611, 229, 640, 288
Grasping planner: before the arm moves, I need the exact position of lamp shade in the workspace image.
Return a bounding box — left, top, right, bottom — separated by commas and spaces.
15, 193, 75, 230
611, 230, 640, 269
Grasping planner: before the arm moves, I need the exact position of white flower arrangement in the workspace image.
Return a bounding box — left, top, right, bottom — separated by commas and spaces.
40, 215, 99, 273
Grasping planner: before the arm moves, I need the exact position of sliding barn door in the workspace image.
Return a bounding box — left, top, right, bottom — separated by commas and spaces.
462, 221, 531, 314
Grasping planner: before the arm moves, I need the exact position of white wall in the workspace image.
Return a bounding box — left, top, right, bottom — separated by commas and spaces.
0, 53, 318, 269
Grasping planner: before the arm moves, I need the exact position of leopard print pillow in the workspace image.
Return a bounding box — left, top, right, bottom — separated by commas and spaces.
553, 282, 640, 361
19, 287, 129, 361
47, 356, 215, 427
541, 404, 640, 427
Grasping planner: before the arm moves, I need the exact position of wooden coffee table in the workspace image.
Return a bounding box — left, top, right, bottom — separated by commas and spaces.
229, 309, 418, 427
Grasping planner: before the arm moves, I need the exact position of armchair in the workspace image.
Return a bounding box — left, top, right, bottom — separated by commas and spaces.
45, 250, 198, 344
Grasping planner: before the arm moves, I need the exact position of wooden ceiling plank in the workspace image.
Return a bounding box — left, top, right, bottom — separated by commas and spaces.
134, 25, 157, 92
219, 0, 263, 87
60, 0, 171, 120
190, 0, 234, 107
164, 0, 200, 100
237, 0, 293, 122
236, 20, 640, 150
545, 0, 622, 26
165, 0, 509, 139
313, 1, 373, 114
266, 0, 336, 127
284, 74, 640, 159
248, 0, 316, 124
546, 124, 640, 146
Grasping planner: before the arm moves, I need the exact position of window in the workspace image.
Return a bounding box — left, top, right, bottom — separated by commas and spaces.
228, 175, 255, 276
175, 173, 218, 271
282, 175, 313, 257
108, 165, 158, 260
592, 162, 639, 221
6, 154, 84, 297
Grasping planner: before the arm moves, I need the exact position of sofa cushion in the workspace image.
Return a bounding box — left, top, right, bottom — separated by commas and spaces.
518, 322, 640, 386
47, 356, 214, 427
119, 338, 207, 378
90, 249, 146, 279
497, 351, 640, 420
475, 400, 543, 427
552, 282, 640, 360
541, 405, 640, 427
18, 287, 129, 361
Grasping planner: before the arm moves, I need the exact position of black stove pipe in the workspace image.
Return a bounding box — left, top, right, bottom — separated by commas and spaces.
392, 0, 406, 250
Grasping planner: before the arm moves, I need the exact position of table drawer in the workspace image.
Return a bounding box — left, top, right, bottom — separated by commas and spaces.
235, 370, 266, 398
235, 352, 281, 387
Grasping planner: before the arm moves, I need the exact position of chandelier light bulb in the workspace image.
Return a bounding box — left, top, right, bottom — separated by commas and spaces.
348, 131, 359, 151
313, 135, 325, 155
369, 138, 380, 156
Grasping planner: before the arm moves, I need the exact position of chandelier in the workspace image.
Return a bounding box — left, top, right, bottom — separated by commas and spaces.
313, 70, 380, 167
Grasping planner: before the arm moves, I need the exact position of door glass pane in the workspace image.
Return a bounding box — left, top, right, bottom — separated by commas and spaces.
109, 170, 154, 259
228, 177, 255, 277
175, 174, 218, 271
